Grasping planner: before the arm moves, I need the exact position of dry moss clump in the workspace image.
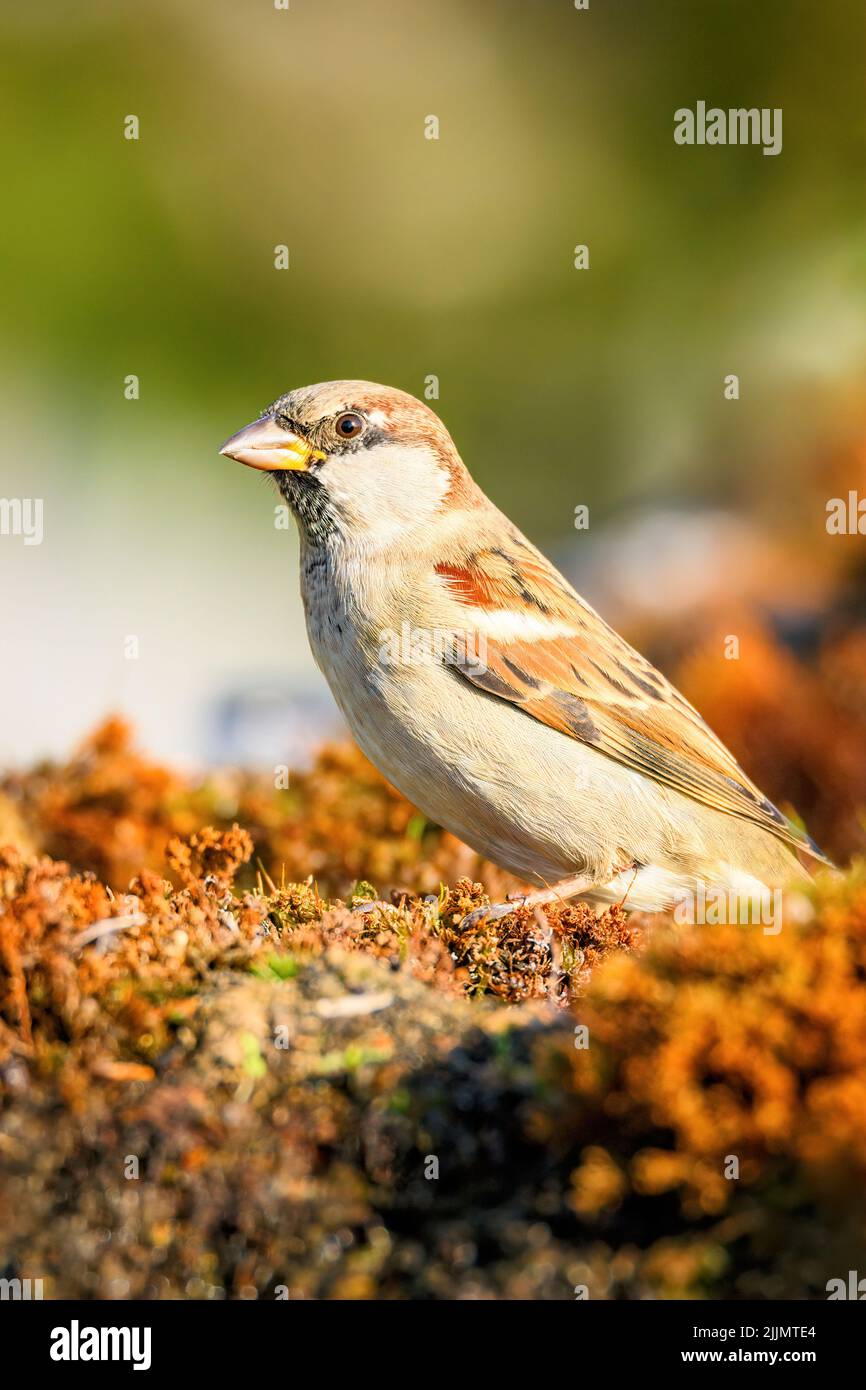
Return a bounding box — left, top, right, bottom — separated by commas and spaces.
675, 622, 866, 864
0, 823, 632, 1091
1, 719, 866, 1299
0, 838, 269, 1090
258, 877, 637, 1004
532, 866, 866, 1296
0, 717, 515, 901
439, 880, 638, 1001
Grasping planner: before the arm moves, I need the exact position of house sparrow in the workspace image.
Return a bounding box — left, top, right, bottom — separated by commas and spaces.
220, 381, 828, 919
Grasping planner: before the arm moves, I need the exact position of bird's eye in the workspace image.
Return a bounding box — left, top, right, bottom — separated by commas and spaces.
334, 411, 364, 439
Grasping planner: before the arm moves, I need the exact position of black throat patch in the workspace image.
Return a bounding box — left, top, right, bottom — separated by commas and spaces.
274, 469, 337, 545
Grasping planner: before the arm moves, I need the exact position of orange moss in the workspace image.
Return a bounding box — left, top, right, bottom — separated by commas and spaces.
2, 717, 866, 1297
0, 718, 514, 901
0, 834, 269, 1080
536, 866, 866, 1267
674, 623, 866, 864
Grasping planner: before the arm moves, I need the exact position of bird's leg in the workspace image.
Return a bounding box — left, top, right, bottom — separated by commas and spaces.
461, 872, 596, 929
617, 863, 640, 908
505, 872, 596, 910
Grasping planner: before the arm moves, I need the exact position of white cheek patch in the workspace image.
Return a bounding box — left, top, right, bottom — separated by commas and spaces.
326, 443, 451, 546
456, 608, 581, 643
366, 409, 388, 429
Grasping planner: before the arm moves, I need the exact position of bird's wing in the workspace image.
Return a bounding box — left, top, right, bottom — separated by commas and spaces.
434, 540, 828, 863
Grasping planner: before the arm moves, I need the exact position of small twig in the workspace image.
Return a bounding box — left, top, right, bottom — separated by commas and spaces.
315, 991, 394, 1020
71, 913, 147, 952
256, 857, 278, 894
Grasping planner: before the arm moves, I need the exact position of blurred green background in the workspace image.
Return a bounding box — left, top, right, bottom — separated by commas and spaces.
1, 0, 864, 764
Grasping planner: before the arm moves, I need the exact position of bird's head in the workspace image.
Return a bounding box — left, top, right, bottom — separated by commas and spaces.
220, 381, 483, 546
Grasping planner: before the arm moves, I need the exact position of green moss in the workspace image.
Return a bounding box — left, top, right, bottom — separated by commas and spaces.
240, 1031, 267, 1079
250, 953, 300, 981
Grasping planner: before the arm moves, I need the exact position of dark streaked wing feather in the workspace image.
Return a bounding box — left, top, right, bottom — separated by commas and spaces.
436, 546, 829, 864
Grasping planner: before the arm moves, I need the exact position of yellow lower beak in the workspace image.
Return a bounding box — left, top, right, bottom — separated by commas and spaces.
219, 416, 326, 471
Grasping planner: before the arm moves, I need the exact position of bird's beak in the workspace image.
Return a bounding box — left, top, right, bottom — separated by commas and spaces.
219, 415, 326, 472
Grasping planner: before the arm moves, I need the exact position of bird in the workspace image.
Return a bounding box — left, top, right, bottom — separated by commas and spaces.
220, 380, 829, 922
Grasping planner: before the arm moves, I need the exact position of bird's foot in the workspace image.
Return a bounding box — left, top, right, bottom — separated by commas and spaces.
459, 873, 596, 931
505, 871, 596, 911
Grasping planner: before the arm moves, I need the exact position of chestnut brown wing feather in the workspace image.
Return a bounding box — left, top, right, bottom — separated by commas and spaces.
436, 545, 825, 862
